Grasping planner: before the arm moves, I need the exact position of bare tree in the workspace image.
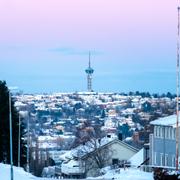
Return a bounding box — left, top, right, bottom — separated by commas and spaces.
72, 120, 105, 147
82, 138, 112, 168
73, 123, 112, 176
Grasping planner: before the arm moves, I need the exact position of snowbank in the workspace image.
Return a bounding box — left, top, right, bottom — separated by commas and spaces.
0, 163, 153, 180
0, 163, 36, 180
88, 167, 153, 180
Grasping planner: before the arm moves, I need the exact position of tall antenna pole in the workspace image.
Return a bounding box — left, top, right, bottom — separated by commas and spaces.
85, 51, 94, 92
9, 92, 14, 180
27, 113, 30, 172
176, 6, 180, 171
18, 113, 21, 167
89, 52, 91, 68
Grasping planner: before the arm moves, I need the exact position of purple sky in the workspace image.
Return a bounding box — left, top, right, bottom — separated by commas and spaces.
0, 0, 179, 93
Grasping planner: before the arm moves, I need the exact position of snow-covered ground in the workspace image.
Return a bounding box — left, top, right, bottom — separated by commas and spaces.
0, 163, 153, 180
0, 163, 36, 180
0, 163, 54, 180
88, 167, 153, 180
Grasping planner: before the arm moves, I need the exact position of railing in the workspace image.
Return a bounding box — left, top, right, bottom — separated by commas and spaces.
61, 164, 85, 175
55, 166, 61, 175
138, 164, 177, 173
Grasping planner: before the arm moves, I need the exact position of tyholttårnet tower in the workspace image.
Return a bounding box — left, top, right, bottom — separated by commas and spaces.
85, 52, 94, 92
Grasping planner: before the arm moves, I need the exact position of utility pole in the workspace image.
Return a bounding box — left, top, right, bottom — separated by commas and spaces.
18, 113, 21, 167
27, 113, 30, 172
176, 6, 180, 171
9, 92, 14, 180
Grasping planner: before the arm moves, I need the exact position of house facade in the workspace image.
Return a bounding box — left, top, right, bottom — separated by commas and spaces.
60, 135, 139, 178
149, 115, 179, 168
82, 138, 139, 177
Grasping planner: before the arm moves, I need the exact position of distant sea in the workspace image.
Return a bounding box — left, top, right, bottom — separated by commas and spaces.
6, 71, 176, 94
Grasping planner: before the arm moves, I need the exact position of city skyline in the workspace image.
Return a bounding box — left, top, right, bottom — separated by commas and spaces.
0, 0, 179, 93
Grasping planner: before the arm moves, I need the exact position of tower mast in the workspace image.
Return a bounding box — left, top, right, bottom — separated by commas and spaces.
85, 52, 94, 92
176, 6, 180, 171
89, 52, 91, 68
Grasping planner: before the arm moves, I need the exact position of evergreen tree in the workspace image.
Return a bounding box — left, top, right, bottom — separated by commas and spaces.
100, 109, 106, 118
142, 101, 152, 112
0, 81, 26, 167
117, 123, 130, 138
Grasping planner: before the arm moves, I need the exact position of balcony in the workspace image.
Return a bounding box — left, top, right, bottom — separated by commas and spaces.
61, 160, 85, 175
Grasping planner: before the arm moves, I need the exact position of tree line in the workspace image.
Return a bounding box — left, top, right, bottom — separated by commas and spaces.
0, 81, 27, 167
120, 91, 176, 99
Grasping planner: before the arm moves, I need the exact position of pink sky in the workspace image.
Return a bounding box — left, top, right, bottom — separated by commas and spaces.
0, 0, 179, 93
0, 0, 177, 45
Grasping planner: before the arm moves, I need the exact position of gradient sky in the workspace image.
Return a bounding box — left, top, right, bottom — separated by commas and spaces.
0, 0, 179, 93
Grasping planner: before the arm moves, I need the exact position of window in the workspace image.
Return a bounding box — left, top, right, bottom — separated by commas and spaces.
158, 126, 161, 138
160, 127, 163, 138
160, 153, 163, 166
172, 156, 175, 167
112, 159, 119, 165
154, 126, 157, 137
168, 127, 171, 139
154, 152, 157, 165
173, 129, 176, 139
165, 154, 168, 166
155, 126, 158, 137
171, 127, 175, 139
165, 127, 168, 139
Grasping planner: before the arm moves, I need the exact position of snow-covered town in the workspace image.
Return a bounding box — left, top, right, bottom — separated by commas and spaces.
5, 91, 176, 179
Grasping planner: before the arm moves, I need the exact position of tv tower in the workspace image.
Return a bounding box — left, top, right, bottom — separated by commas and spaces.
85, 52, 94, 92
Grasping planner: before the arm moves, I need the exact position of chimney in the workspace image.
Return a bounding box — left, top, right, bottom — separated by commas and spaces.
118, 133, 123, 141
107, 134, 111, 138
133, 132, 139, 142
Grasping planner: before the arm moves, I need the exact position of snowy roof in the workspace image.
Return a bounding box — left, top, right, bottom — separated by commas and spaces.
14, 101, 27, 107
38, 136, 58, 141
60, 135, 118, 160
59, 151, 72, 161
72, 135, 118, 158
129, 148, 144, 167
61, 134, 138, 161
150, 114, 179, 127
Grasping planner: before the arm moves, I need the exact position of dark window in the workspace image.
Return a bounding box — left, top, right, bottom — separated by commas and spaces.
112, 159, 119, 165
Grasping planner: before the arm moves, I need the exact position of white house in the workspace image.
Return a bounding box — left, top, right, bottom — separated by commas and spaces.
60, 135, 139, 178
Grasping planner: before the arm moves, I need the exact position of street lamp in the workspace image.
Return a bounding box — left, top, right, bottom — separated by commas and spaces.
18, 113, 21, 167
8, 86, 18, 180
9, 92, 13, 180
27, 113, 30, 173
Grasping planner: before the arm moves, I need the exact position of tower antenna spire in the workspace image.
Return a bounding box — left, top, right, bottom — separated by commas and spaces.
176, 6, 180, 171
89, 51, 91, 68
85, 51, 94, 92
